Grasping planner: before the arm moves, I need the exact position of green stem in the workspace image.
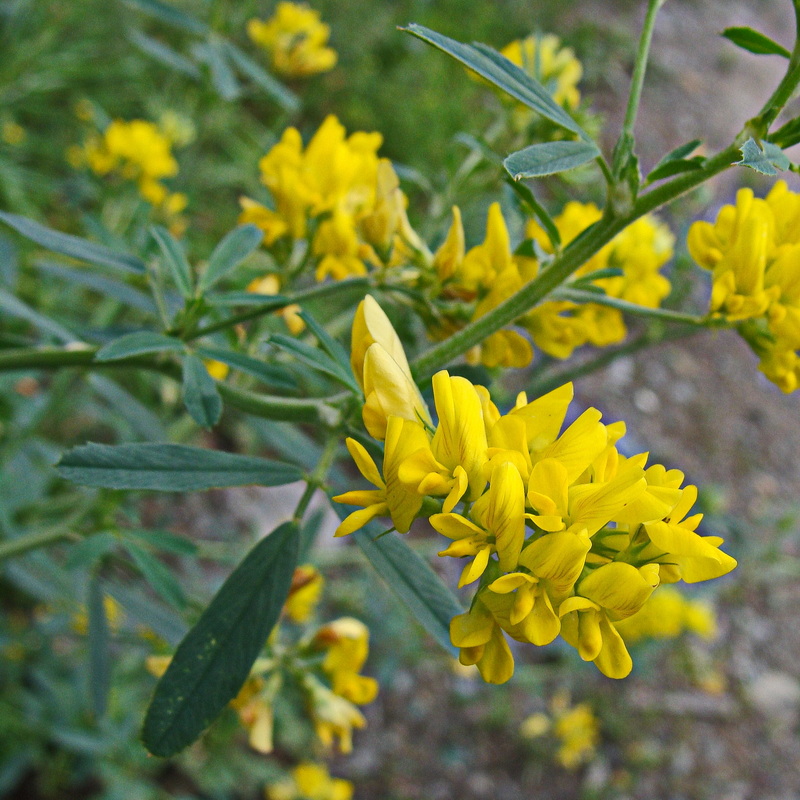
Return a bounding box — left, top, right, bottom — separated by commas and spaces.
0, 346, 346, 425
613, 0, 665, 177
293, 435, 340, 523
186, 277, 371, 340
0, 528, 79, 562
410, 142, 740, 382
553, 287, 721, 327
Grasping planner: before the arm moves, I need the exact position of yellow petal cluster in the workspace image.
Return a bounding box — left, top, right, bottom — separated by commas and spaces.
74, 119, 186, 215
688, 181, 800, 392
336, 297, 736, 683
240, 116, 423, 280
284, 564, 325, 623
614, 585, 717, 642
248, 2, 337, 78
266, 762, 353, 800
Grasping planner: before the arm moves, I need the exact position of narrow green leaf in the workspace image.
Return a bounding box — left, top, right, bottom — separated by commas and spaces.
0, 287, 77, 343
57, 443, 304, 491
65, 533, 118, 571
655, 139, 703, 165
121, 0, 208, 34
205, 291, 291, 308
0, 212, 146, 274
722, 26, 790, 58
351, 522, 461, 656
95, 331, 183, 362
196, 345, 298, 391
142, 522, 298, 756
198, 39, 242, 101
297, 311, 357, 388
90, 375, 167, 442
223, 41, 300, 111
182, 354, 223, 428
34, 260, 157, 313
734, 137, 791, 176
271, 334, 355, 389
87, 576, 111, 719
505, 178, 561, 249
402, 24, 589, 140
645, 157, 704, 184
151, 226, 193, 298
127, 29, 202, 78
504, 140, 600, 180
123, 528, 198, 556
125, 541, 187, 609
454, 132, 504, 167
199, 225, 263, 293
770, 118, 800, 150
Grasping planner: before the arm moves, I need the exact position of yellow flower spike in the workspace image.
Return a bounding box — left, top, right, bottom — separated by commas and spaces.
485, 413, 533, 481
527, 457, 570, 529
450, 600, 515, 684
482, 581, 561, 646
279, 762, 354, 800
247, 2, 337, 78
361, 344, 431, 440
433, 206, 465, 281
509, 382, 574, 452
238, 197, 289, 245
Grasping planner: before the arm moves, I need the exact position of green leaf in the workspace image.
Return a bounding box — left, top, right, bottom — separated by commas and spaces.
734, 137, 791, 176
297, 311, 358, 389
56, 442, 304, 491
270, 334, 355, 389
182, 354, 223, 428
0, 212, 146, 274
95, 331, 184, 362
0, 287, 77, 343
722, 26, 790, 58
151, 226, 193, 298
124, 541, 187, 609
141, 522, 298, 756
402, 24, 589, 140
65, 533, 118, 571
127, 29, 202, 78
121, 0, 208, 34
87, 576, 111, 719
223, 41, 300, 111
205, 291, 291, 307
34, 260, 157, 313
123, 528, 198, 556
505, 178, 561, 249
197, 39, 241, 101
645, 157, 704, 183
351, 522, 461, 656
656, 139, 703, 164
504, 140, 600, 180
196, 345, 298, 391
198, 225, 263, 294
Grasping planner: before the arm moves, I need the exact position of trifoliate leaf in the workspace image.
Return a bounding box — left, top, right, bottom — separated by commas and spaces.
734, 137, 791, 176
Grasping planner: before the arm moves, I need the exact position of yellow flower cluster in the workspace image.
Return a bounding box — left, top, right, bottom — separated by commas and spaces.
432, 200, 673, 366
266, 762, 353, 800
335, 297, 736, 682
520, 692, 599, 770
501, 34, 582, 110
688, 181, 800, 392
614, 585, 716, 642
71, 118, 187, 216
248, 2, 337, 78
240, 115, 424, 281
146, 566, 376, 755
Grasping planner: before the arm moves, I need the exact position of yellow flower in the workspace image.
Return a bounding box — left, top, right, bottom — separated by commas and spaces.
203, 359, 230, 381
266, 763, 353, 800
400, 370, 488, 511
303, 675, 366, 753
248, 2, 337, 78
614, 586, 717, 642
450, 596, 515, 684
312, 617, 378, 705
72, 595, 124, 635
239, 197, 289, 246
247, 274, 304, 335
284, 565, 324, 623
1, 121, 25, 146
333, 415, 429, 535
501, 33, 582, 109
433, 206, 465, 281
